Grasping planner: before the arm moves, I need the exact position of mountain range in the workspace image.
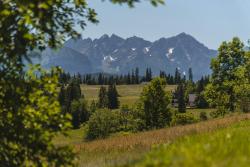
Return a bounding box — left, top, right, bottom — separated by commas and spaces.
32, 32, 217, 80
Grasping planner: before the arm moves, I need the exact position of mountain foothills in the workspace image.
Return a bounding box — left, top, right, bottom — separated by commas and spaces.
33, 33, 217, 79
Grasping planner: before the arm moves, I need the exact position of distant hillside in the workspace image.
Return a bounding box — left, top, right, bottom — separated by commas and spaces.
34, 33, 217, 79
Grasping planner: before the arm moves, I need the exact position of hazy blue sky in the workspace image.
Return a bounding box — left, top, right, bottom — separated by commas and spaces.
81, 0, 250, 49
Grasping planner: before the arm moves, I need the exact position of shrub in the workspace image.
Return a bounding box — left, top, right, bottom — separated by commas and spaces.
199, 111, 208, 121
86, 109, 121, 140
210, 106, 227, 118
120, 104, 147, 132
171, 113, 198, 126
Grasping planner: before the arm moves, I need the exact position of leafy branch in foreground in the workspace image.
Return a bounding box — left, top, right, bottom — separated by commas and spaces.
0, 0, 164, 165
0, 65, 76, 166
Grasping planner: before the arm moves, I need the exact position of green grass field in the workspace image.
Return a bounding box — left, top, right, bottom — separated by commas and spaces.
54, 113, 250, 167
133, 117, 250, 167
81, 84, 176, 106
53, 84, 250, 167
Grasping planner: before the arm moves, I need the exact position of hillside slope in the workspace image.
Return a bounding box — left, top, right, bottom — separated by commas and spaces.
54, 113, 250, 167
134, 118, 250, 167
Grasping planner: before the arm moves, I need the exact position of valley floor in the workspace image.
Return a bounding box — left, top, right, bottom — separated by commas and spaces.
54, 113, 250, 167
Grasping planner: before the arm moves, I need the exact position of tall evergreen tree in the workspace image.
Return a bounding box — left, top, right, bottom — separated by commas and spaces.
107, 84, 120, 109
175, 68, 181, 84
188, 67, 193, 82
58, 84, 66, 106
177, 83, 186, 113
135, 67, 140, 84
98, 86, 109, 108
132, 69, 136, 84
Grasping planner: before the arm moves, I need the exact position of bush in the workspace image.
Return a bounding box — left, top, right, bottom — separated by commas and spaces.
120, 104, 148, 132
171, 113, 198, 126
210, 106, 227, 118
199, 111, 208, 121
86, 109, 121, 140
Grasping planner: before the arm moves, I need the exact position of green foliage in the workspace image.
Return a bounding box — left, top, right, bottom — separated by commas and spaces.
70, 99, 89, 129
0, 66, 75, 166
66, 80, 82, 105
205, 38, 250, 112
133, 121, 250, 167
188, 67, 193, 82
107, 84, 120, 109
89, 100, 98, 114
111, 0, 164, 7
171, 113, 197, 126
0, 0, 164, 165
86, 109, 121, 140
199, 111, 208, 121
140, 77, 172, 129
210, 106, 227, 118
196, 92, 209, 109
98, 86, 109, 108
176, 83, 186, 113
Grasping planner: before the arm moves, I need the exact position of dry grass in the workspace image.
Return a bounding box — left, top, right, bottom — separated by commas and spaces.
78, 113, 250, 152
59, 113, 250, 167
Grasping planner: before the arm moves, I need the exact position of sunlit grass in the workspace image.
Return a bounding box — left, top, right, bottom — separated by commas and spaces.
54, 113, 250, 167
133, 119, 250, 167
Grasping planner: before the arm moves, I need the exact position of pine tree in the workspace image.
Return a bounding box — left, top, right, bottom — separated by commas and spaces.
148, 68, 152, 81
58, 84, 66, 106
65, 79, 82, 111
175, 68, 181, 84
135, 67, 139, 84
127, 72, 131, 84
177, 83, 186, 113
188, 67, 193, 82
98, 73, 104, 85
107, 84, 120, 109
131, 69, 135, 84
98, 86, 109, 108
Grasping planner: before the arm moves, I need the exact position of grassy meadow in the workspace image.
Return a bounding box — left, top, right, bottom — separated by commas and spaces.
52, 84, 250, 167
81, 84, 176, 106
134, 116, 250, 167
54, 113, 250, 167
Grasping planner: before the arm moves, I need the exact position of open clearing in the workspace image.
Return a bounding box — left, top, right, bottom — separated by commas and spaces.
54, 113, 250, 167
81, 84, 176, 106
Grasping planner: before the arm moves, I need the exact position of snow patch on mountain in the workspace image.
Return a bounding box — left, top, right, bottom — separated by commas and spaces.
143, 47, 150, 53
166, 48, 175, 59
104, 56, 116, 62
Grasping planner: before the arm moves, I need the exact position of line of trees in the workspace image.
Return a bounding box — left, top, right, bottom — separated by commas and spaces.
59, 67, 191, 85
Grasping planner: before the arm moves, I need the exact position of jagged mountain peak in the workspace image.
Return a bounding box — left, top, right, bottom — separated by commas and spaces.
38, 33, 217, 79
